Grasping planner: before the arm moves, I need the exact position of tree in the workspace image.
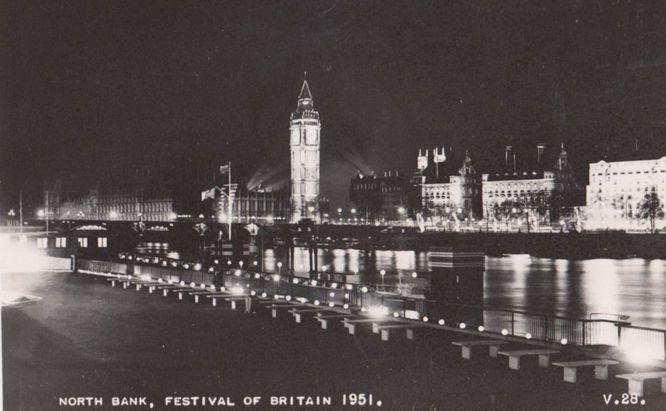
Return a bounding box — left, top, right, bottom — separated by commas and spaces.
637, 192, 665, 233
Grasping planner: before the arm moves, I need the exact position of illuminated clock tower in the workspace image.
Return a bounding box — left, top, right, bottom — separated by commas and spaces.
290, 78, 321, 223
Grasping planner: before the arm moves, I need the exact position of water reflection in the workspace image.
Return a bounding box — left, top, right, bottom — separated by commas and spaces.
136, 242, 666, 329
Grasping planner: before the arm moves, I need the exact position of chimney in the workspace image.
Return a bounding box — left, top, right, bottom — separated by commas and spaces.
537, 143, 545, 164
505, 145, 513, 167
513, 153, 517, 173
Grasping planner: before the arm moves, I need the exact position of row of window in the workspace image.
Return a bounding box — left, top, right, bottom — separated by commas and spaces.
594, 170, 666, 176
36, 237, 107, 249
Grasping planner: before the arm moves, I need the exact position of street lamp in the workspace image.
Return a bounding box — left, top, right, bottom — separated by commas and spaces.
277, 261, 282, 274
380, 269, 386, 287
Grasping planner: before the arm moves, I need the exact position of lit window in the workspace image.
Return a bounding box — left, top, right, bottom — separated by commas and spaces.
56, 237, 67, 248
98, 237, 107, 248
77, 237, 88, 248
37, 237, 48, 248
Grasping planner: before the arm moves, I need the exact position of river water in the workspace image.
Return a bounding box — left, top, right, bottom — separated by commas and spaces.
263, 248, 666, 330
145, 243, 666, 330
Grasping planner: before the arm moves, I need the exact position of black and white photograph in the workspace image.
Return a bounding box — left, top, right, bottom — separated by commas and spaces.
2, 1, 666, 409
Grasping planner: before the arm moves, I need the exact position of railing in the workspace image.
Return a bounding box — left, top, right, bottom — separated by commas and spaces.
75, 259, 666, 362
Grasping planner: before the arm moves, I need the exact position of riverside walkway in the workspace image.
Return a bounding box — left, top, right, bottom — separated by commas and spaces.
98, 267, 666, 402
4, 268, 666, 410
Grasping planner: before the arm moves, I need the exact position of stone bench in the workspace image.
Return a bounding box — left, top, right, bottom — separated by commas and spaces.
169, 287, 198, 300
315, 314, 352, 329
342, 318, 390, 335
375, 324, 420, 341
205, 294, 233, 306
288, 308, 328, 323
264, 303, 303, 318
188, 290, 220, 303
498, 349, 560, 370
616, 371, 666, 397
552, 359, 619, 383
452, 340, 508, 359
225, 296, 253, 312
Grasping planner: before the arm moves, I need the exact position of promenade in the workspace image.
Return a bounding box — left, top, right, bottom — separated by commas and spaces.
3, 270, 666, 410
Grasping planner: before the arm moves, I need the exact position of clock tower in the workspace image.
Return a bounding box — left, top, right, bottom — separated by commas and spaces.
290, 77, 321, 223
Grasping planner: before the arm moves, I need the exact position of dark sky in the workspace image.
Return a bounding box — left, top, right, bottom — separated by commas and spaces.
2, 0, 666, 212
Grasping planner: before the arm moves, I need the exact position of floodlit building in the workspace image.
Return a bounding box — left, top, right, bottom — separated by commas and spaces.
215, 188, 290, 225
586, 157, 666, 230
420, 150, 482, 221
481, 144, 578, 221
53, 189, 176, 222
290, 78, 321, 223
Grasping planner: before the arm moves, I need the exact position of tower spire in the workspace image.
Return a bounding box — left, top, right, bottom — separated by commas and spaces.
298, 73, 313, 101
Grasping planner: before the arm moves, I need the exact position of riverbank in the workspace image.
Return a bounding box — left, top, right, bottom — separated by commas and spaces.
3, 271, 666, 410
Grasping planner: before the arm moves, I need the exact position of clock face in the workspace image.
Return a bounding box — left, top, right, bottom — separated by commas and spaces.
305, 128, 318, 145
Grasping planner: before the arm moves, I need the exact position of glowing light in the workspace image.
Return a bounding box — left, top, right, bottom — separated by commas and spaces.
250, 291, 256, 296
234, 270, 241, 277
459, 322, 466, 329
329, 292, 335, 297
361, 307, 367, 312
314, 300, 320, 306
478, 326, 485, 332
208, 267, 214, 272
292, 278, 299, 284
361, 286, 368, 293
368, 306, 388, 318
328, 302, 335, 307
344, 293, 349, 299
501, 329, 509, 336
261, 292, 267, 298
227, 260, 232, 265
438, 319, 445, 325
422, 316, 429, 322
393, 312, 400, 318
560, 338, 568, 345
345, 284, 353, 290
214, 259, 219, 264
272, 274, 280, 282
525, 333, 532, 339
379, 269, 386, 276
285, 295, 292, 301
231, 286, 244, 295
254, 273, 260, 279
220, 286, 226, 291
331, 282, 338, 288
310, 280, 317, 286
411, 272, 418, 278
194, 263, 202, 271
343, 303, 349, 309
253, 261, 258, 266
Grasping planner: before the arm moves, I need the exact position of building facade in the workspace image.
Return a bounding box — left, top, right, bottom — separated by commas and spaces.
290, 79, 321, 223
50, 189, 175, 222
215, 188, 290, 225
420, 151, 482, 221
481, 144, 578, 223
586, 157, 666, 230
349, 171, 409, 222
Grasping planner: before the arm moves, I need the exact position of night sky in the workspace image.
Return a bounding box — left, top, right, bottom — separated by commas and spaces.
2, 1, 666, 212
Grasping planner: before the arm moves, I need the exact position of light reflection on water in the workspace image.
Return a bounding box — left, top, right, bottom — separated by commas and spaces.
138, 243, 666, 329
